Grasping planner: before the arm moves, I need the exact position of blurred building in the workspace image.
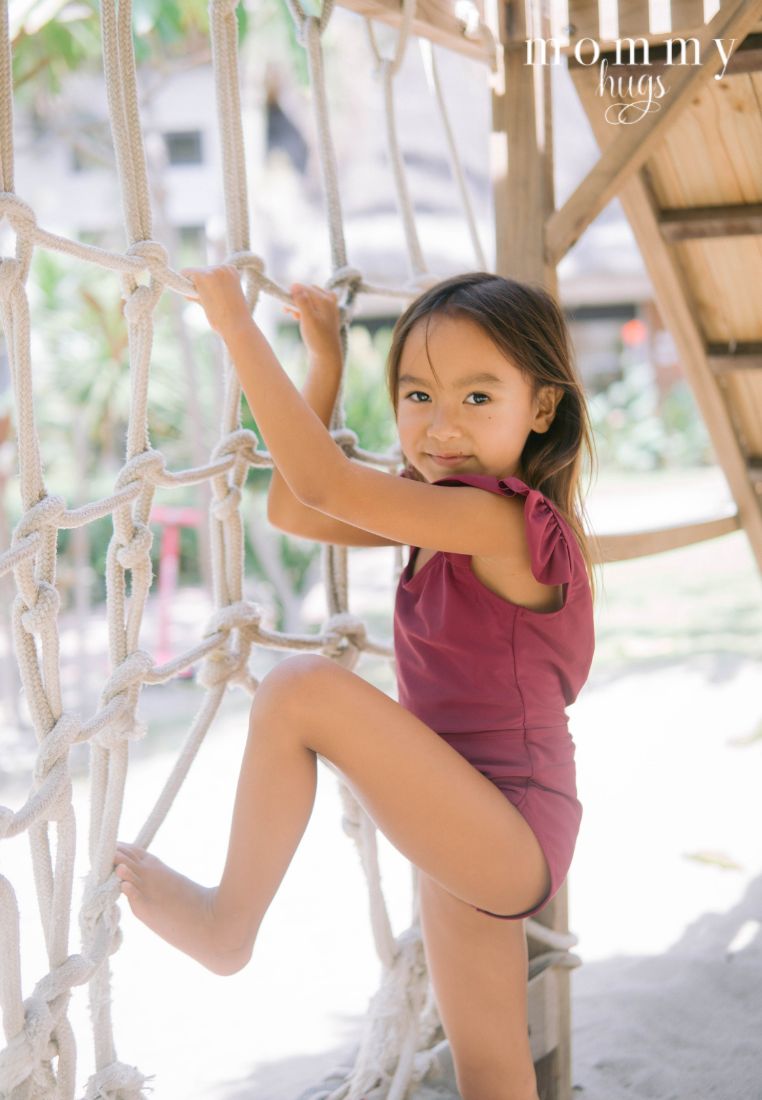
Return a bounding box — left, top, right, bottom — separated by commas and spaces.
5, 5, 682, 401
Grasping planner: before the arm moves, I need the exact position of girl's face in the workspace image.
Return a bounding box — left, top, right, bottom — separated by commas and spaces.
395, 313, 558, 483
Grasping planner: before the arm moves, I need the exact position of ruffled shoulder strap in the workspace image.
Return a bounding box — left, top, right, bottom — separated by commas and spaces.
430, 472, 574, 586
496, 476, 573, 586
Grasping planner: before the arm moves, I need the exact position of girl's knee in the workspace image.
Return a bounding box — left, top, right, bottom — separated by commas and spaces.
252, 654, 335, 717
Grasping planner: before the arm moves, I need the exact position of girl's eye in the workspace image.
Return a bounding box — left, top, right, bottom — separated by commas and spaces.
404, 390, 490, 405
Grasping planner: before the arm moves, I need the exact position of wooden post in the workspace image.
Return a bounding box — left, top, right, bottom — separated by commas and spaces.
490, 0, 558, 292
487, 3, 572, 1099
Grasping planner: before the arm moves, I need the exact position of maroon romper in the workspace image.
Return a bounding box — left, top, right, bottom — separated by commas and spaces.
393, 472, 595, 919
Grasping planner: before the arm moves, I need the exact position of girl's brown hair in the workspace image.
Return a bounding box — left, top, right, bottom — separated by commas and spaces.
385, 271, 601, 603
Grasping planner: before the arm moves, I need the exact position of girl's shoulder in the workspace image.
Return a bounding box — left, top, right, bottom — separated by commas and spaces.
419, 470, 577, 588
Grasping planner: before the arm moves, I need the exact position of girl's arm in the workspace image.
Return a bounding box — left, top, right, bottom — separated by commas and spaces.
267, 282, 342, 530
265, 283, 402, 547
185, 266, 531, 566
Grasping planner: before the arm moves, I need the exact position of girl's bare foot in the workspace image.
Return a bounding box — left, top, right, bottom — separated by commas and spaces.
113, 842, 252, 976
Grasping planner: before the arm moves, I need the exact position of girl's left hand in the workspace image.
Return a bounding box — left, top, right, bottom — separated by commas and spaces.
181, 264, 251, 337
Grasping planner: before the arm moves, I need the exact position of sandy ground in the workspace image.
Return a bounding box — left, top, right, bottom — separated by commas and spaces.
4, 651, 760, 1100
2, 467, 761, 1099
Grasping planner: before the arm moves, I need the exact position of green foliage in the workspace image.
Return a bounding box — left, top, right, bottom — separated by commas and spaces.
343, 325, 398, 454
11, 0, 249, 96
588, 358, 713, 472
11, 3, 103, 94
273, 319, 398, 455
239, 318, 400, 614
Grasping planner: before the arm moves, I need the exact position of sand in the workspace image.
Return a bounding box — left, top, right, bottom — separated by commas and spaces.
4, 648, 760, 1099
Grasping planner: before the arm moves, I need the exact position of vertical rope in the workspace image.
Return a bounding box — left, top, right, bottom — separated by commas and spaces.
0, 0, 14, 192
419, 38, 488, 270
364, 0, 430, 282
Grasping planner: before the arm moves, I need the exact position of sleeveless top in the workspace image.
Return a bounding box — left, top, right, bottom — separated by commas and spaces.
393, 473, 595, 735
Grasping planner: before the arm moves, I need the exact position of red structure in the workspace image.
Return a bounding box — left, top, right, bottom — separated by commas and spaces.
149, 505, 204, 671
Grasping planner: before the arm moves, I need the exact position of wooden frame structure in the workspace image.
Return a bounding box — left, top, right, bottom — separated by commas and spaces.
332, 0, 762, 1097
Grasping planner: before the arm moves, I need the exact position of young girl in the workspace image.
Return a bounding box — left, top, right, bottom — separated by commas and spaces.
114, 269, 597, 1100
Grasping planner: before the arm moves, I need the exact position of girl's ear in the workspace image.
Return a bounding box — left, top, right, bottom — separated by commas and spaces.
533, 384, 564, 432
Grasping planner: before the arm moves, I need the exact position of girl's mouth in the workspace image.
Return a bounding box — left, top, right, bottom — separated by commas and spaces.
428, 454, 470, 466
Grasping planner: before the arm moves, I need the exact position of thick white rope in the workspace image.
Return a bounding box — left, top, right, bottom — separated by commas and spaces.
0, 0, 574, 1095
363, 0, 430, 285
418, 38, 488, 271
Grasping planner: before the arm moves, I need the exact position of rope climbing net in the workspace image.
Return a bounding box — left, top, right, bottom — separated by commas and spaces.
0, 1, 578, 1097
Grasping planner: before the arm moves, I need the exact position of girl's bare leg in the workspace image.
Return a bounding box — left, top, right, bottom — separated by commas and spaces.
114, 654, 550, 982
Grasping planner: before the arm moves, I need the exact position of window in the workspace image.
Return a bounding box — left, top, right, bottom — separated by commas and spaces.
164, 131, 203, 166
266, 100, 308, 173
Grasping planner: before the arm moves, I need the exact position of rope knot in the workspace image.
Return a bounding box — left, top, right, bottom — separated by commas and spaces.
329, 427, 358, 455
116, 522, 153, 571
84, 1061, 153, 1100
126, 238, 169, 275
211, 429, 259, 463
211, 485, 241, 522
0, 191, 37, 234
95, 650, 152, 748
197, 648, 245, 689
34, 713, 82, 784
13, 495, 66, 543
0, 257, 22, 300
326, 265, 363, 294
7, 994, 57, 1092
320, 612, 367, 667
115, 449, 166, 490
101, 650, 154, 708
79, 876, 123, 961
123, 282, 160, 324
204, 600, 262, 639
228, 251, 265, 276
20, 581, 61, 635
92, 718, 147, 751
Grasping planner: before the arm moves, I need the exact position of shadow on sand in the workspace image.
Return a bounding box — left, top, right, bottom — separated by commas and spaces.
214, 874, 762, 1100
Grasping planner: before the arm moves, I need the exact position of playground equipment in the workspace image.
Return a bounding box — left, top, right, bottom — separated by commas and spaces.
1, 0, 761, 1098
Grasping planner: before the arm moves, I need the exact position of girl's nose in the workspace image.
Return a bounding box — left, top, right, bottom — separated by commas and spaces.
426, 405, 462, 441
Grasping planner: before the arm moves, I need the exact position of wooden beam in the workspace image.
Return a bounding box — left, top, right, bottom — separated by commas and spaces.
573, 32, 762, 76
490, 0, 557, 286
563, 0, 706, 44
527, 965, 562, 1062
707, 343, 762, 374
544, 0, 762, 265
593, 512, 741, 564
335, 0, 497, 66
547, 4, 762, 57
568, 64, 762, 577
721, 33, 762, 75
659, 204, 762, 241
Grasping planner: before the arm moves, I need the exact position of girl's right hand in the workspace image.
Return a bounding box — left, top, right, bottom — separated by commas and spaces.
284, 283, 343, 365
